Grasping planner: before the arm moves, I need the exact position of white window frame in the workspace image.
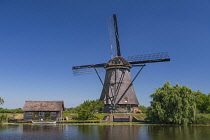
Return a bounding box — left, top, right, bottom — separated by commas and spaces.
27, 112, 32, 116
39, 112, 44, 116
51, 112, 56, 116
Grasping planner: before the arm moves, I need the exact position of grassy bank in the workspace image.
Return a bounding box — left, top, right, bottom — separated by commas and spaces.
63, 111, 146, 121
4, 112, 210, 125
63, 112, 110, 120
0, 113, 23, 120
1, 112, 146, 122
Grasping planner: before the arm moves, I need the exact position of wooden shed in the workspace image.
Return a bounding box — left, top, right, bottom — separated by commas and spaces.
22, 101, 64, 121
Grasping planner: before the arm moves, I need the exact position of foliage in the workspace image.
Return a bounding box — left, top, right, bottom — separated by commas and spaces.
138, 105, 147, 113
63, 112, 109, 121
0, 114, 8, 123
76, 99, 104, 120
146, 82, 196, 125
0, 108, 23, 113
0, 97, 4, 105
195, 91, 210, 113
65, 106, 80, 113
193, 114, 210, 124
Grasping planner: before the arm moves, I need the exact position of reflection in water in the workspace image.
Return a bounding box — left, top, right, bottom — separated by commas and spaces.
98, 125, 141, 140
77, 125, 141, 140
0, 124, 210, 140
23, 124, 63, 134
23, 124, 64, 138
147, 125, 210, 140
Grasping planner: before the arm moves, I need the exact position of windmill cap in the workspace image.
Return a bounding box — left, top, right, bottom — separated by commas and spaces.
105, 56, 132, 69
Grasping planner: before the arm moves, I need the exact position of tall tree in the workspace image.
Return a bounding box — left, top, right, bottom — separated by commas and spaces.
147, 82, 196, 125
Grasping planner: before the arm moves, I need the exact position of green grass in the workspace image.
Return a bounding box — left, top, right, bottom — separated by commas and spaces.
63, 111, 148, 121
57, 122, 147, 125
1, 112, 147, 122
132, 113, 146, 121
94, 113, 109, 120
63, 111, 109, 120
63, 111, 77, 118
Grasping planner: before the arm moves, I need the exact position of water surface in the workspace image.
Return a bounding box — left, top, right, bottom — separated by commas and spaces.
0, 124, 210, 140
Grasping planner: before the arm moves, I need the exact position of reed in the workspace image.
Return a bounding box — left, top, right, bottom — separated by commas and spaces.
0, 114, 8, 123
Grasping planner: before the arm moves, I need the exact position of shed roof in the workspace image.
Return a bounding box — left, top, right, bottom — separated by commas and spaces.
22, 101, 64, 112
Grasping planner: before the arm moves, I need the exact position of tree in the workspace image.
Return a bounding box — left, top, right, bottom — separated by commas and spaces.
196, 91, 210, 113
146, 82, 196, 125
0, 97, 4, 105
77, 99, 104, 120
138, 105, 147, 113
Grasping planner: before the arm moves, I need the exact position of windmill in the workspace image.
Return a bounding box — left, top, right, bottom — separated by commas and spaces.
72, 14, 170, 113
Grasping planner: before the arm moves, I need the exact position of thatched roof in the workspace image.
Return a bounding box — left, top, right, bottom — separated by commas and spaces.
22, 101, 64, 112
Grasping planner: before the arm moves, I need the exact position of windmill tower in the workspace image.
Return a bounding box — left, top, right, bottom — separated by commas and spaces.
72, 14, 170, 113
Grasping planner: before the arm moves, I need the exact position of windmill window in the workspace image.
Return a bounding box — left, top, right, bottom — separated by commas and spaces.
111, 83, 115, 87
112, 61, 121, 64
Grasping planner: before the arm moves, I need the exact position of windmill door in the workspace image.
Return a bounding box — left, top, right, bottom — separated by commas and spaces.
127, 105, 131, 113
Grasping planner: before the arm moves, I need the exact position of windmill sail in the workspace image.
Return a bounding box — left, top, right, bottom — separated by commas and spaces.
113, 14, 121, 56
108, 14, 121, 58
128, 52, 170, 65
72, 63, 106, 75
72, 14, 170, 113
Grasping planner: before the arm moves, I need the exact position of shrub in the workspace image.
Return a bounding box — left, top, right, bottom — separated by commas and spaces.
193, 114, 210, 124
147, 82, 196, 125
0, 114, 8, 123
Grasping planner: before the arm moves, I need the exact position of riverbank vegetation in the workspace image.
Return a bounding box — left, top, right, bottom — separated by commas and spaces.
0, 97, 7, 123
146, 82, 210, 125
1, 82, 210, 125
194, 114, 210, 124
0, 114, 8, 123
63, 82, 210, 125
65, 99, 104, 120
146, 82, 196, 125
0, 108, 23, 113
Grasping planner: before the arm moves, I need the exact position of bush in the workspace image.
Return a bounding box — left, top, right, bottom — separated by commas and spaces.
0, 114, 8, 123
147, 82, 196, 125
193, 114, 210, 124
77, 99, 104, 120
196, 92, 210, 113
0, 108, 23, 113
138, 105, 147, 113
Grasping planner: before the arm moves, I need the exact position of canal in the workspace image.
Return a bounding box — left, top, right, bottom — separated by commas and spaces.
0, 124, 210, 140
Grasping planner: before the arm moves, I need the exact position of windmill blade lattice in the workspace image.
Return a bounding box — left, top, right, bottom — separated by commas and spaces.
72, 63, 106, 76
73, 67, 106, 76
108, 16, 117, 58
128, 52, 170, 65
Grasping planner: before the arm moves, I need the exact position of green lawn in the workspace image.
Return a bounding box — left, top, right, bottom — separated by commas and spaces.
63, 111, 147, 121
63, 111, 109, 120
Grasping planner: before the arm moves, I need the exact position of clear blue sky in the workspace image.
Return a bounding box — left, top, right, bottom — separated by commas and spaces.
0, 0, 209, 109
